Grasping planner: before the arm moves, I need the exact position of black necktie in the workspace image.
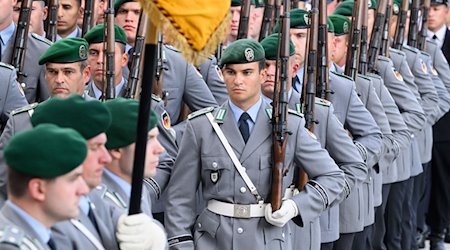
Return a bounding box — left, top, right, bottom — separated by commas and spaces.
433, 34, 438, 40
239, 112, 251, 143
87, 206, 100, 233
47, 237, 57, 250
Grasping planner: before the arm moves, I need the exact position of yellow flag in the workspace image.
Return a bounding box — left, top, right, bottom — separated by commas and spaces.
140, 0, 231, 65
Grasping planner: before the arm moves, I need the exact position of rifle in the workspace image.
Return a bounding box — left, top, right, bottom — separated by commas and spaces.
407, 0, 420, 48
46, 0, 58, 42
215, 42, 224, 61
368, 0, 387, 72
380, 0, 392, 57
125, 12, 148, 99
316, 0, 329, 100
358, 0, 369, 75
393, 0, 409, 50
102, 0, 115, 100
259, 0, 275, 41
237, 0, 251, 39
11, 0, 32, 90
271, 0, 290, 212
81, 0, 96, 37
344, 0, 362, 79
273, 0, 282, 32
417, 0, 431, 50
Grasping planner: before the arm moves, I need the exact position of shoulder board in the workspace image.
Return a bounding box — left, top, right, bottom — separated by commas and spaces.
367, 72, 382, 80
0, 225, 24, 247
0, 62, 14, 71
315, 97, 331, 107
357, 74, 371, 81
164, 44, 180, 53
330, 71, 353, 81
10, 103, 38, 116
95, 184, 108, 197
187, 107, 215, 120
426, 38, 438, 46
377, 55, 390, 62
402, 45, 418, 53
31, 33, 52, 46
389, 48, 406, 56
420, 51, 431, 57
151, 94, 162, 102
288, 108, 304, 117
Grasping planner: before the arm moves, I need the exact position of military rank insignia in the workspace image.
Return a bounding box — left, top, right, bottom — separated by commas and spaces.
420, 60, 428, 74
393, 68, 403, 81
211, 171, 220, 184
161, 111, 171, 129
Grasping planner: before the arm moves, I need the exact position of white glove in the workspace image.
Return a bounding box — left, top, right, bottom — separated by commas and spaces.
116, 213, 167, 250
264, 199, 298, 227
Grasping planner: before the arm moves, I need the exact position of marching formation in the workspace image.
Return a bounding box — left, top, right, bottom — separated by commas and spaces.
0, 0, 449, 249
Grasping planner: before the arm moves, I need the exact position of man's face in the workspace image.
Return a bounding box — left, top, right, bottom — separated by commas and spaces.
290, 28, 308, 66
262, 58, 298, 98
248, 6, 262, 39
429, 4, 449, 32
95, 0, 105, 24
13, 1, 47, 35
222, 61, 266, 109
41, 166, 89, 222
0, 0, 15, 27
82, 133, 111, 189
115, 1, 141, 44
368, 9, 375, 39
333, 35, 348, 67
88, 42, 128, 86
57, 0, 81, 37
119, 128, 165, 179
45, 62, 90, 97
229, 6, 241, 37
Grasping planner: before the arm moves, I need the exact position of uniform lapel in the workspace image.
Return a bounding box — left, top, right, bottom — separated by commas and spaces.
240, 102, 271, 162
219, 103, 245, 156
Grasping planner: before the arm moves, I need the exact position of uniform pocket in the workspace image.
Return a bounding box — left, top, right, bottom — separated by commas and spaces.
201, 156, 233, 196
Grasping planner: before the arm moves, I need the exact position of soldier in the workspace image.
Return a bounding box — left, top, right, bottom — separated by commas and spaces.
0, 37, 92, 206
277, 9, 382, 249
260, 33, 367, 250
12, 0, 47, 37
57, 0, 82, 39
84, 23, 128, 98
164, 38, 345, 250
0, 0, 51, 103
0, 124, 89, 249
101, 98, 165, 216
428, 0, 450, 60
226, 0, 256, 45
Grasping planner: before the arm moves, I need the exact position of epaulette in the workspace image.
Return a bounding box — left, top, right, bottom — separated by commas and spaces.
426, 38, 438, 46
389, 48, 406, 56
10, 103, 38, 116
356, 74, 371, 81
377, 55, 390, 62
187, 107, 215, 120
330, 71, 353, 81
165, 44, 180, 53
0, 62, 14, 71
288, 108, 304, 118
0, 225, 24, 247
402, 44, 418, 53
315, 97, 331, 107
420, 51, 431, 57
31, 33, 52, 46
367, 72, 382, 80
95, 184, 108, 198
152, 94, 162, 102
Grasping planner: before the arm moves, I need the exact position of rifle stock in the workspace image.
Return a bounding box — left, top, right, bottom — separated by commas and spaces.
418, 0, 431, 50
46, 0, 58, 42
271, 0, 290, 211
393, 0, 409, 50
11, 0, 32, 89
237, 0, 252, 39
102, 0, 116, 100
368, 0, 387, 72
81, 0, 95, 37
344, 0, 362, 79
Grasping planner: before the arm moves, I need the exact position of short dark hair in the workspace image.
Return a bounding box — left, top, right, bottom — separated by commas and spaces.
7, 168, 53, 198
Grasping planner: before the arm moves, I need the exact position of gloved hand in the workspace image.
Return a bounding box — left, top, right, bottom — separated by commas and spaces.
264, 199, 298, 227
116, 213, 167, 250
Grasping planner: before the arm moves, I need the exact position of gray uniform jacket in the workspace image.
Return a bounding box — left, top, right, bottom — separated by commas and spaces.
161, 46, 218, 125
368, 69, 411, 185
0, 203, 62, 250
85, 80, 127, 99
197, 55, 228, 105
1, 33, 51, 103
328, 71, 383, 170
288, 91, 366, 244
0, 63, 28, 131
164, 101, 345, 250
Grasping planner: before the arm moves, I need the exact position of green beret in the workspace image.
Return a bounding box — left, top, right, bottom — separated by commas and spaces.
329, 15, 350, 36
274, 9, 310, 32
392, 0, 401, 15
333, 1, 354, 16
4, 124, 87, 178
260, 33, 295, 60
220, 39, 265, 66
231, 0, 256, 6
328, 17, 335, 33
369, 0, 377, 9
31, 95, 112, 140
104, 98, 158, 149
38, 38, 88, 65
84, 23, 128, 45
114, 0, 134, 14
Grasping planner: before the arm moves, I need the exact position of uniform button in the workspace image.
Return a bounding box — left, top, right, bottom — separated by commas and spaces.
282, 233, 285, 238
240, 187, 246, 193
198, 223, 202, 228
20, 83, 26, 88
212, 162, 218, 169
237, 227, 244, 234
